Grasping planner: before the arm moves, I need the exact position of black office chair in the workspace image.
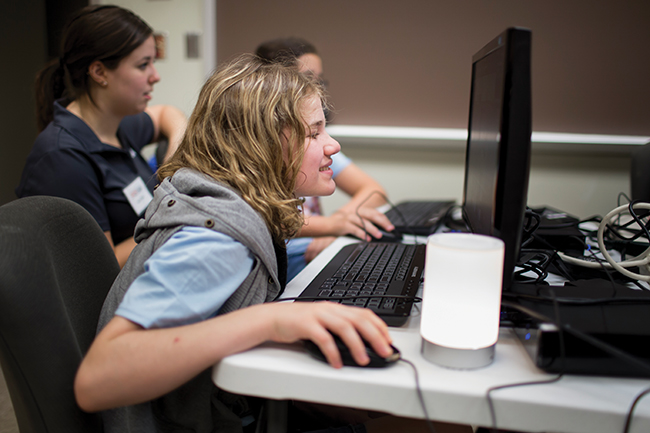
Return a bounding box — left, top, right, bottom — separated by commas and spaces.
0, 196, 120, 433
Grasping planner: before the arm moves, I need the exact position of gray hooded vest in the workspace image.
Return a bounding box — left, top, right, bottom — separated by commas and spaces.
97, 168, 285, 433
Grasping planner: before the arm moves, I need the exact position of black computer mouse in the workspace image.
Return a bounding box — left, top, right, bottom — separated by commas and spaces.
302, 333, 401, 368
370, 228, 403, 243
351, 225, 403, 243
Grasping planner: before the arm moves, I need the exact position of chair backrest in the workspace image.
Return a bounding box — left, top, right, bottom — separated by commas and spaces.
0, 196, 120, 433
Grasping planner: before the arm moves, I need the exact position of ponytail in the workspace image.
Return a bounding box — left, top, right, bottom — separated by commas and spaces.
35, 58, 67, 132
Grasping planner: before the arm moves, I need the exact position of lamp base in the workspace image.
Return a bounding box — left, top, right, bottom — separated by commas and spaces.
421, 339, 495, 369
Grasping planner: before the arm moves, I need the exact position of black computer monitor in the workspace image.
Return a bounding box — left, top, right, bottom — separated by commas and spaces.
462, 27, 532, 291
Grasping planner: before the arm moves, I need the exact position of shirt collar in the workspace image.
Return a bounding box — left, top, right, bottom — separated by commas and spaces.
53, 99, 127, 154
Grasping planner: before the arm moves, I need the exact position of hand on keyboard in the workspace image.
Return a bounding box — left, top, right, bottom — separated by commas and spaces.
326, 207, 395, 241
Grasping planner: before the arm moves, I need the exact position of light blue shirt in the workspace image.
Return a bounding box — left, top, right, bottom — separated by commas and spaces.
330, 151, 352, 179
116, 226, 254, 329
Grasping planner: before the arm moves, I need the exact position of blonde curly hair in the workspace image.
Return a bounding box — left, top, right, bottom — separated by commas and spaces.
158, 54, 327, 241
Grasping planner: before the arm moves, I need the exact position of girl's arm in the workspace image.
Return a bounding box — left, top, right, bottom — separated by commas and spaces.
74, 301, 392, 413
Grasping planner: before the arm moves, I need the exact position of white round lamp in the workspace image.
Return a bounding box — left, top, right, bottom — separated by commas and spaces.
420, 233, 505, 369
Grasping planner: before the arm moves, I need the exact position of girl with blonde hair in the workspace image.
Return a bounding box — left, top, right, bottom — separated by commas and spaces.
73, 54, 392, 432
75, 54, 470, 433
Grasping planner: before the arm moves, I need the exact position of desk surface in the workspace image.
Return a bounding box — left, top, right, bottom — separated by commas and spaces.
213, 237, 650, 433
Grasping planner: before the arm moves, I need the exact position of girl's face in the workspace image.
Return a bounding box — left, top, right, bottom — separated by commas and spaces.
104, 35, 160, 116
293, 95, 340, 198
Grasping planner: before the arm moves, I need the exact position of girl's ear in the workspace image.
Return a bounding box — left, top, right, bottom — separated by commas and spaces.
88, 60, 109, 87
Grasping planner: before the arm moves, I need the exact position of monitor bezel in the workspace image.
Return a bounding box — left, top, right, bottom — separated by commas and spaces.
461, 27, 532, 291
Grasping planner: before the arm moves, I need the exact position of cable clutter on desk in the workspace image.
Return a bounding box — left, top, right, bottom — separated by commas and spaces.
499, 198, 650, 433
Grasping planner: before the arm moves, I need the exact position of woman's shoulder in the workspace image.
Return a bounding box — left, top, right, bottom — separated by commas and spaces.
118, 111, 155, 148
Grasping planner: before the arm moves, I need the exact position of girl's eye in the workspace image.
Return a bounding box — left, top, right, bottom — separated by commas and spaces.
310, 132, 319, 139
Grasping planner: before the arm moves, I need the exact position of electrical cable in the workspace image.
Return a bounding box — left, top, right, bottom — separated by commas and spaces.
555, 202, 650, 281
596, 203, 650, 281
399, 358, 437, 433
502, 300, 650, 375
486, 287, 567, 432
503, 297, 650, 433
520, 208, 541, 248
514, 249, 554, 284
485, 375, 564, 433
623, 386, 650, 433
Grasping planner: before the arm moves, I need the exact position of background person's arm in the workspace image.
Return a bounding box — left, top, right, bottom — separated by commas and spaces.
145, 105, 187, 163
298, 163, 394, 241
103, 231, 136, 268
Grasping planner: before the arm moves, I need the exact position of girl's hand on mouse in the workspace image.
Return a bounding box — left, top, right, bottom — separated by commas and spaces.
264, 301, 393, 368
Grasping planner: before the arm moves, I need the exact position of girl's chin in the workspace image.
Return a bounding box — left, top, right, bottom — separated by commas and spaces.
296, 183, 336, 198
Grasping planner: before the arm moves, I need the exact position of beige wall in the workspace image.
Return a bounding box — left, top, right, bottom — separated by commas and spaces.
322, 143, 631, 220
42, 0, 643, 219
96, 0, 211, 116
217, 0, 650, 136
216, 0, 645, 219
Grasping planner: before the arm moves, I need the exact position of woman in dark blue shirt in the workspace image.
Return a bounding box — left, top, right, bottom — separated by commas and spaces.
17, 5, 186, 267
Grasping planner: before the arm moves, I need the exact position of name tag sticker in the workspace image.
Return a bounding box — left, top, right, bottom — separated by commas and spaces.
123, 177, 153, 216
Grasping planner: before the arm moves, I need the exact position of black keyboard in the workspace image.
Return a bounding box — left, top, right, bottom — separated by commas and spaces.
385, 200, 455, 236
296, 242, 426, 326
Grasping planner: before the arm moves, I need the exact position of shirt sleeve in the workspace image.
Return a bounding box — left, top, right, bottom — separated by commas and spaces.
118, 111, 155, 152
115, 226, 254, 329
331, 151, 352, 178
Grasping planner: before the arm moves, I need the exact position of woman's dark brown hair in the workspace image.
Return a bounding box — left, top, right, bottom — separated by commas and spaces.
35, 5, 153, 131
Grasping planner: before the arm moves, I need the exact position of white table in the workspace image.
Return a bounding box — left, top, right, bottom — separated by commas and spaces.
213, 237, 650, 433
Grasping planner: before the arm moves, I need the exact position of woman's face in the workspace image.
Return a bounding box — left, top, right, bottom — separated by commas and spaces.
104, 35, 160, 116
293, 95, 340, 198
297, 53, 323, 78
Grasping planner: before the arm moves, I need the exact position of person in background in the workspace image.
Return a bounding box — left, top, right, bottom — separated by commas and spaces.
256, 37, 395, 281
73, 54, 472, 433
16, 5, 187, 268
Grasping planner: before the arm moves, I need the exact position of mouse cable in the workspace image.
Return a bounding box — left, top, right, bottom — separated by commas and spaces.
624, 385, 650, 433
398, 357, 437, 433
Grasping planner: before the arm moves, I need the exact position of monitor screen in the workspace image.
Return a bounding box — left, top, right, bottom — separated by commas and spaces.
462, 28, 532, 290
